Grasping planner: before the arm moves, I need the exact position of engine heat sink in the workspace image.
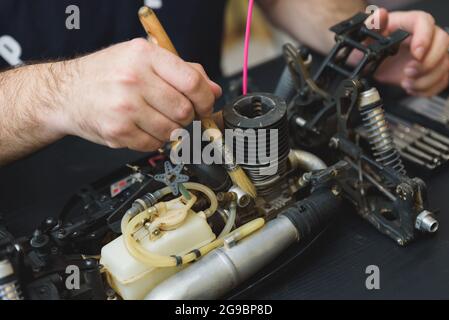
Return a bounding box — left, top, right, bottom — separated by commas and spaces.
223, 93, 290, 196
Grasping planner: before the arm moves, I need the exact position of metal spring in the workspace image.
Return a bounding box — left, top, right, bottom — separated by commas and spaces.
359, 89, 406, 176
0, 280, 23, 300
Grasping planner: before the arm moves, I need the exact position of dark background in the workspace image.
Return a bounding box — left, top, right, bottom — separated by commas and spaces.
1, 0, 449, 299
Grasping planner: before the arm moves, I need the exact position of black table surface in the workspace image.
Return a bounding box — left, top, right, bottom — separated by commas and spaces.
1, 0, 449, 300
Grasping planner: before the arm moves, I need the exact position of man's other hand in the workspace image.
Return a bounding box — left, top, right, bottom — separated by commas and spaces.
373, 9, 449, 96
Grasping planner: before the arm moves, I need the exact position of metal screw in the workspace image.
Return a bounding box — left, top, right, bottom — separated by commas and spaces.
45, 217, 56, 226
106, 288, 118, 300
329, 137, 340, 149
331, 185, 341, 196
396, 183, 413, 201
57, 229, 66, 239
84, 259, 97, 269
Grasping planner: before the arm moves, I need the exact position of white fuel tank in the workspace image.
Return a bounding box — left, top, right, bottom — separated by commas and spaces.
100, 211, 215, 300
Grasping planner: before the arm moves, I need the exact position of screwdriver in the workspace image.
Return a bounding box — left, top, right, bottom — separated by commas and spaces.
137, 6, 257, 198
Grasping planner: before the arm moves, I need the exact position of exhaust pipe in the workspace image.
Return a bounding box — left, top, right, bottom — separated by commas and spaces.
146, 189, 341, 300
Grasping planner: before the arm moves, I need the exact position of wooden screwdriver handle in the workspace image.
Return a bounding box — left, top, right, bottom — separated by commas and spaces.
201, 118, 223, 142
138, 5, 224, 133
138, 6, 178, 56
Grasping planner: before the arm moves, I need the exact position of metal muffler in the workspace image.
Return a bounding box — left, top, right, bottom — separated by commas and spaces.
145, 215, 298, 300
146, 189, 341, 300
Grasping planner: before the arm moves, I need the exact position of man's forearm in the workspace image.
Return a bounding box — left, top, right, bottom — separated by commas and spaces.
258, 0, 367, 53
0, 62, 70, 166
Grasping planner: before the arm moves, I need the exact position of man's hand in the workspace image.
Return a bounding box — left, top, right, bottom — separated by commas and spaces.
55, 38, 221, 151
0, 38, 221, 165
373, 9, 449, 96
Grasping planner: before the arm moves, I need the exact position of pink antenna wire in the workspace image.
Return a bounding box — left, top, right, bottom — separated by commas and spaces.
243, 0, 255, 95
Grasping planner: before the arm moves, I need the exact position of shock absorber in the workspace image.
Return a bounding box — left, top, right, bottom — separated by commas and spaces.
0, 259, 23, 300
358, 87, 406, 176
